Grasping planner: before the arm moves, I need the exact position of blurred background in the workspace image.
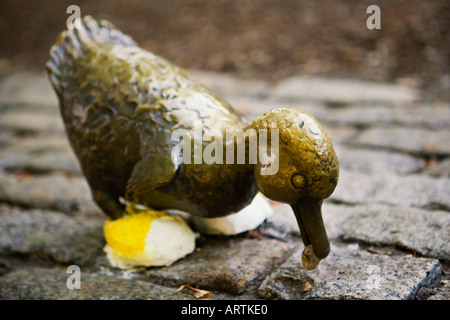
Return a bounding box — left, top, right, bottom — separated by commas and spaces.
0, 0, 449, 100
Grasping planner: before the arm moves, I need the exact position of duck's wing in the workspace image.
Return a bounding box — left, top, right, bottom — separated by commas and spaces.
46, 16, 186, 207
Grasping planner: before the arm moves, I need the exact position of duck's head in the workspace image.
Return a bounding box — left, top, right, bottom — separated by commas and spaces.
247, 108, 339, 266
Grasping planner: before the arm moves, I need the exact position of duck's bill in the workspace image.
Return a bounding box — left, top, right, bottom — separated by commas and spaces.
291, 200, 330, 264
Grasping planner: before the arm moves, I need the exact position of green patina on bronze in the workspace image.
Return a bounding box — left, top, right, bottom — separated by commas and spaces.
46, 16, 339, 266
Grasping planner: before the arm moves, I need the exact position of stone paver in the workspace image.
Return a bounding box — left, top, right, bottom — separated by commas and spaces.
331, 169, 450, 210
337, 205, 450, 262
0, 73, 58, 106
0, 266, 249, 300
0, 136, 80, 174
268, 76, 419, 104
1, 149, 81, 174
427, 281, 450, 300
0, 71, 449, 300
266, 203, 450, 262
323, 102, 450, 129
425, 158, 450, 177
258, 245, 442, 300
352, 127, 450, 157
0, 207, 104, 266
146, 237, 293, 295
334, 145, 426, 175
0, 172, 101, 215
0, 111, 64, 134
0, 135, 72, 152
192, 70, 269, 98
0, 267, 186, 300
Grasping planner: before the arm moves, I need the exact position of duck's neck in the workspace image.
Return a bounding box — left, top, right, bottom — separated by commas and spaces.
180, 112, 277, 174
221, 116, 279, 175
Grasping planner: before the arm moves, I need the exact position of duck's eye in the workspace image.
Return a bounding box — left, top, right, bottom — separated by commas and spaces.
291, 174, 305, 189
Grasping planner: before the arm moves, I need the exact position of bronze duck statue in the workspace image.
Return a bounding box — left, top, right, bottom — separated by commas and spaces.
47, 16, 339, 270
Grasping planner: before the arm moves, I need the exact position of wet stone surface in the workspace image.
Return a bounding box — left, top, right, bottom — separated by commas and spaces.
0, 135, 81, 174
145, 237, 293, 295
0, 72, 449, 300
331, 170, 450, 210
0, 267, 189, 300
0, 207, 105, 266
334, 146, 426, 175
258, 245, 442, 300
0, 173, 101, 215
352, 127, 450, 157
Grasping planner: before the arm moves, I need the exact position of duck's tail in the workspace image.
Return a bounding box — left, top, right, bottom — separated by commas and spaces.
46, 15, 137, 95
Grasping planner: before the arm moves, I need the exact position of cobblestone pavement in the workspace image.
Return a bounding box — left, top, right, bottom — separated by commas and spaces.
0, 71, 448, 300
